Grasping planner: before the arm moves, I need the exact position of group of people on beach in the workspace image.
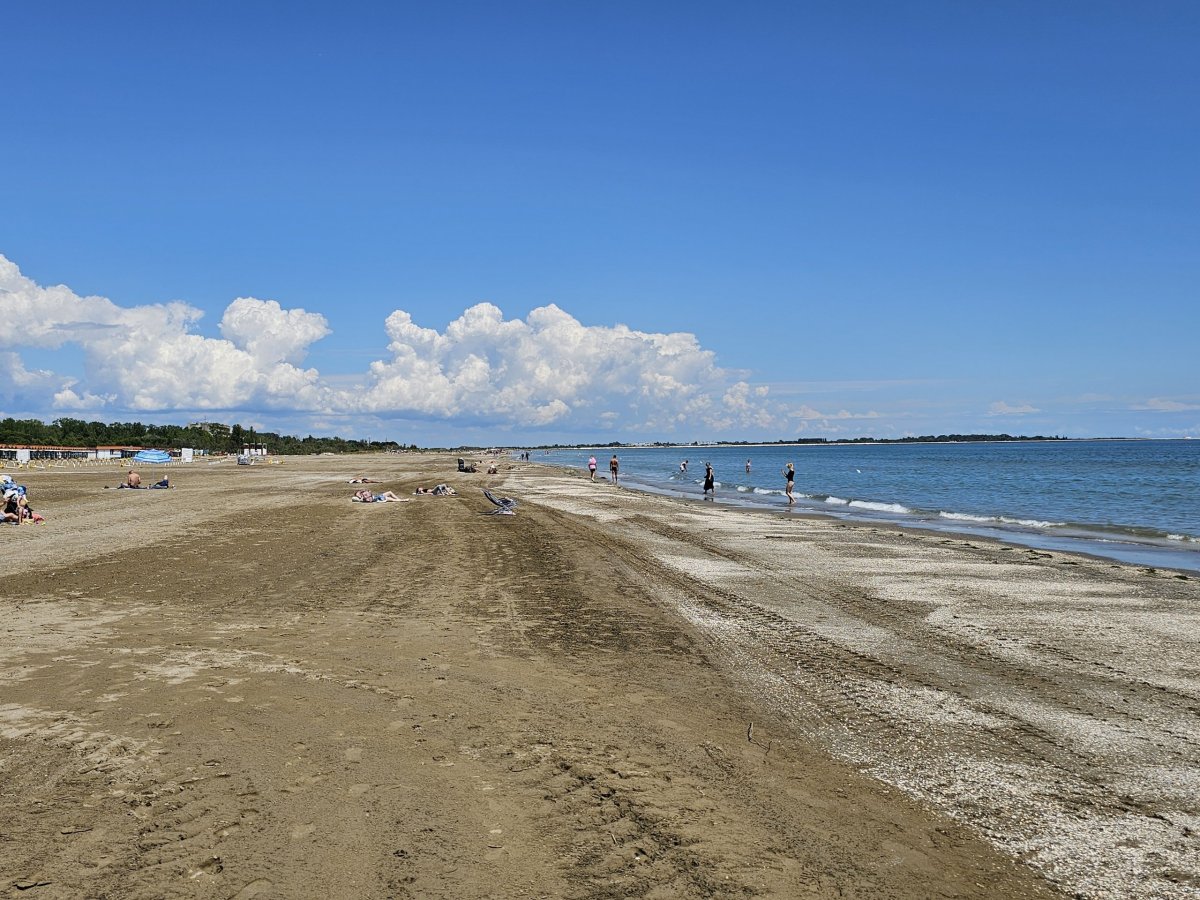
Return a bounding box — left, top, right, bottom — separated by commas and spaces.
114, 469, 171, 490
585, 454, 622, 485
2, 474, 43, 524
583, 455, 797, 506
350, 476, 459, 503
699, 460, 794, 503
4, 465, 181, 526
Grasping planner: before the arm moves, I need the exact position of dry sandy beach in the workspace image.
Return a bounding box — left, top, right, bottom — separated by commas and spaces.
2, 453, 1197, 899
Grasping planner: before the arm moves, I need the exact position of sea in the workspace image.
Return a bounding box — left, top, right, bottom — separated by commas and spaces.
528, 440, 1200, 574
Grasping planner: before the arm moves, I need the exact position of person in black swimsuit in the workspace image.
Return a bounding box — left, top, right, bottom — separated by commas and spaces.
784, 462, 795, 505
703, 463, 715, 500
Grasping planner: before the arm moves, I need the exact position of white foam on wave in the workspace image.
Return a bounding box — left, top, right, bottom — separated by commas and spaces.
754, 487, 785, 496
940, 510, 1062, 529
825, 496, 850, 506
997, 515, 1063, 529
849, 500, 912, 514
940, 512, 993, 524
1168, 534, 1200, 543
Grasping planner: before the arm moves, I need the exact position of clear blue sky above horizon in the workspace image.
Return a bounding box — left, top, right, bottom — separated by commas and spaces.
2, 1, 1197, 445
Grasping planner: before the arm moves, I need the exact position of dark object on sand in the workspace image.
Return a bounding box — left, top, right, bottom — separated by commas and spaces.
458, 458, 477, 473
482, 489, 517, 516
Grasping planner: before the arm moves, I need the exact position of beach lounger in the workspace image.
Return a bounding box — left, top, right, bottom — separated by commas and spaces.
482, 489, 517, 516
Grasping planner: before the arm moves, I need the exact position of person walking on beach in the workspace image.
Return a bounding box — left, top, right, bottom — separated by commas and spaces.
783, 462, 795, 505
587, 456, 597, 481
609, 454, 619, 485
703, 462, 715, 500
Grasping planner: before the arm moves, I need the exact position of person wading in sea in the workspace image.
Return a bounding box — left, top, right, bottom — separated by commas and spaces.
783, 462, 795, 505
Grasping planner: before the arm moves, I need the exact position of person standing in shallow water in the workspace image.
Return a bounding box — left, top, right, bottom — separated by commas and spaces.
703, 462, 715, 500
609, 454, 619, 485
783, 462, 795, 505
745, 459, 751, 474
587, 456, 597, 481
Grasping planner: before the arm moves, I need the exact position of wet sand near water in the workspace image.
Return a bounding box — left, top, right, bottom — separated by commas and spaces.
1, 454, 1196, 899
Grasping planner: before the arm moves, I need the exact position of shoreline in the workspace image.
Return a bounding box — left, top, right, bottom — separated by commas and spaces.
3, 453, 1197, 898
610, 473, 1196, 579
530, 452, 1200, 575
507, 459, 1200, 898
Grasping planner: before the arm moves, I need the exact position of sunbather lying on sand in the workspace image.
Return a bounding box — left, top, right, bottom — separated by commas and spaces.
116, 476, 169, 489
413, 484, 456, 496
352, 489, 408, 503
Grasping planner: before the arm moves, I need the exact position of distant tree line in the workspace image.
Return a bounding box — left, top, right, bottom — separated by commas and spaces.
529, 433, 1067, 450
745, 433, 1067, 445
0, 417, 416, 455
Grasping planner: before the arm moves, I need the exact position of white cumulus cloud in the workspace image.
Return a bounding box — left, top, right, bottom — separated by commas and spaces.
1132, 398, 1200, 413
0, 350, 66, 405
220, 297, 331, 366
0, 254, 776, 435
988, 401, 1039, 416
350, 302, 773, 432
788, 405, 880, 421
0, 254, 331, 413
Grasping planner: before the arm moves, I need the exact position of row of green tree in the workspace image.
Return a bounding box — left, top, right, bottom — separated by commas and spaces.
528, 433, 1067, 450
731, 433, 1068, 445
0, 417, 414, 456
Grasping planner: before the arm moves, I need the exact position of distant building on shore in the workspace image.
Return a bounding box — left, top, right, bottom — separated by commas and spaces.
0, 444, 146, 462
189, 421, 232, 439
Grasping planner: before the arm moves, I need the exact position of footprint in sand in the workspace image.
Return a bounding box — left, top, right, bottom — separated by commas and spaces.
231, 878, 274, 898
189, 856, 224, 879
344, 747, 363, 762
290, 823, 316, 839
283, 773, 324, 793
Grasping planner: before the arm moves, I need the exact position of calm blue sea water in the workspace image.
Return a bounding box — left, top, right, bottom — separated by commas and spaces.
529, 441, 1200, 573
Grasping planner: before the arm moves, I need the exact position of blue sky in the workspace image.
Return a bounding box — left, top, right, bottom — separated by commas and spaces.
2, 1, 1197, 444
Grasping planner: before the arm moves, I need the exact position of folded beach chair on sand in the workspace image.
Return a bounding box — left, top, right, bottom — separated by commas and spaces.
482, 489, 517, 516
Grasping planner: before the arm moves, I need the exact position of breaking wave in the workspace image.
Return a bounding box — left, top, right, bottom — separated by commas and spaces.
940, 511, 1065, 529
